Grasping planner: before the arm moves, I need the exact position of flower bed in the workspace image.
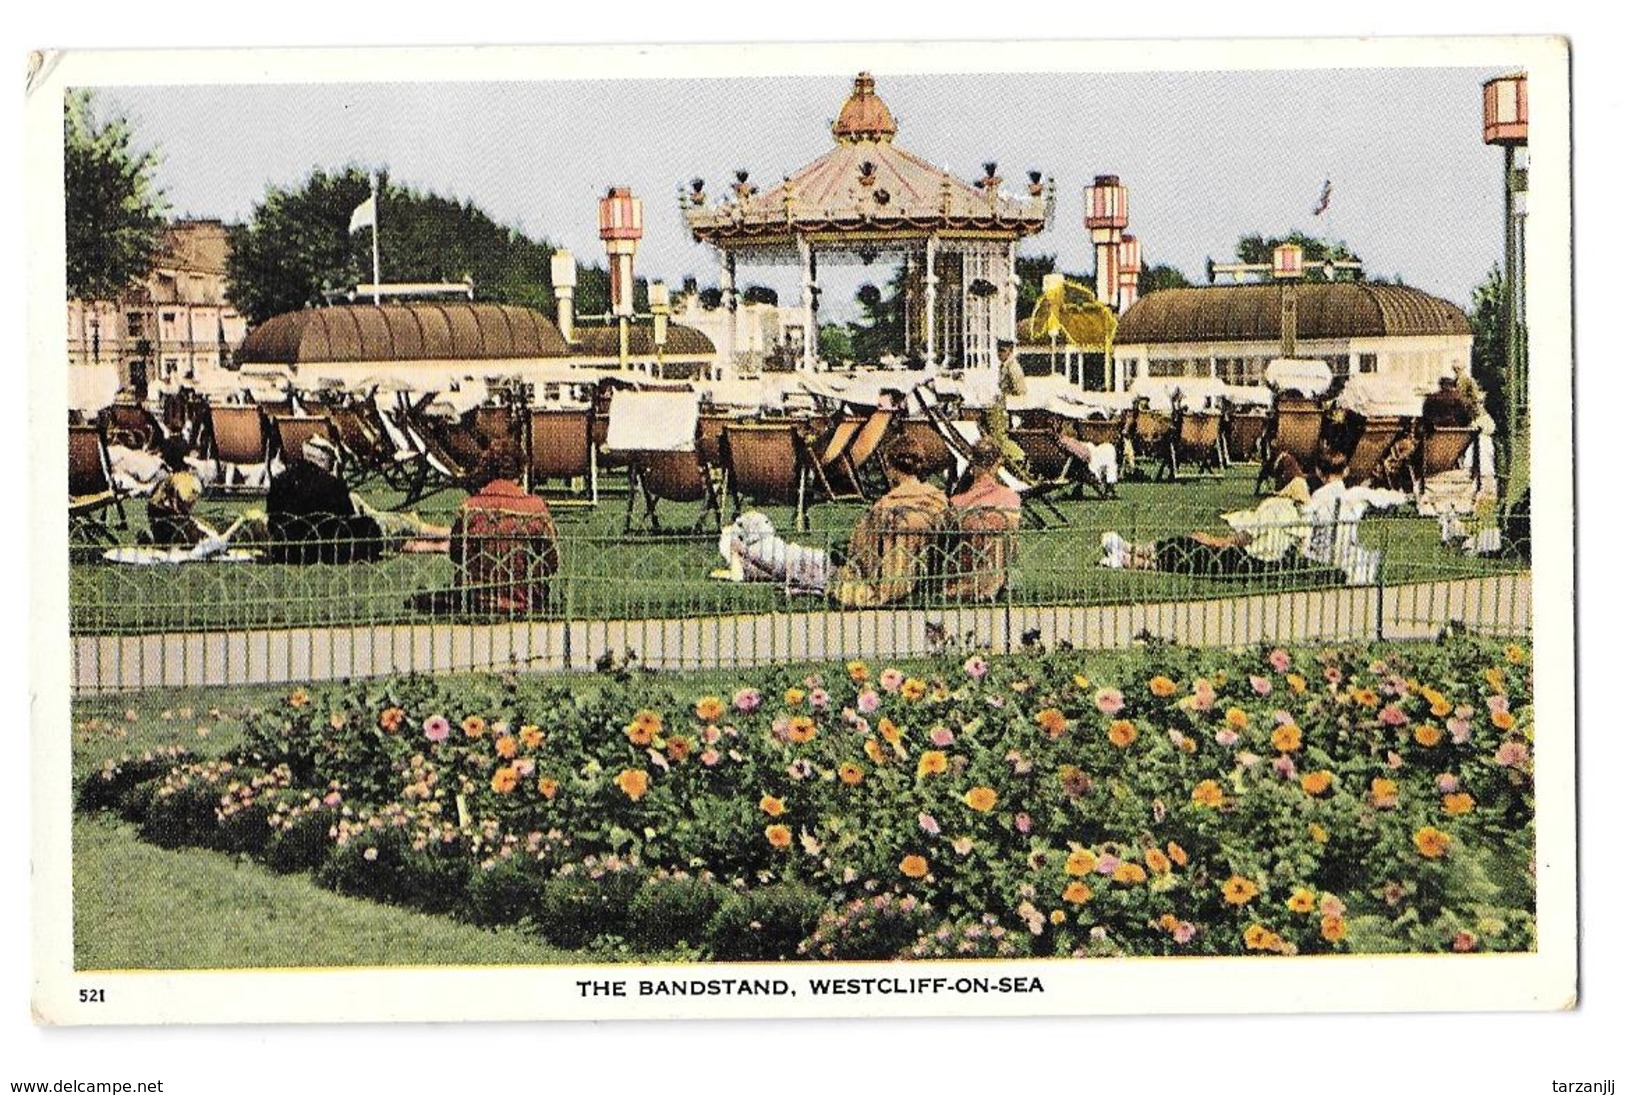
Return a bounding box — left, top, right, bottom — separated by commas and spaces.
78, 636, 1535, 960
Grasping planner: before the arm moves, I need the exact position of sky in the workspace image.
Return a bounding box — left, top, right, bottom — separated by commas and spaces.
101, 64, 1513, 320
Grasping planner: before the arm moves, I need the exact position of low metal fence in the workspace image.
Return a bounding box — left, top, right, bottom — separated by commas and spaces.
68, 500, 1532, 694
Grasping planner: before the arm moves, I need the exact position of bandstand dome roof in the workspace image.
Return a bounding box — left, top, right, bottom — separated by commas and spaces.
1115, 283, 1470, 345
684, 72, 1051, 249
237, 302, 571, 365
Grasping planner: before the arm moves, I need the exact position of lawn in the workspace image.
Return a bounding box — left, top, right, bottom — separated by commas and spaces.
68, 465, 1522, 635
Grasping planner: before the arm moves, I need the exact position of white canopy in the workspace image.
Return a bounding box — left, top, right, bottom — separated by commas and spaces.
1264, 358, 1334, 397
68, 365, 122, 414
604, 389, 700, 452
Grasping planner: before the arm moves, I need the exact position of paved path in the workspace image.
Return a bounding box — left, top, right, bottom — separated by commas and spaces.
71, 574, 1531, 694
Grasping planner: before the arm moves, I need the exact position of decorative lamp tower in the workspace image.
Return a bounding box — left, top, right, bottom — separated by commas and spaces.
649, 280, 670, 376
1116, 234, 1142, 312
1084, 175, 1129, 309
598, 185, 644, 369
1483, 71, 1528, 487
1272, 242, 1306, 357
550, 249, 577, 344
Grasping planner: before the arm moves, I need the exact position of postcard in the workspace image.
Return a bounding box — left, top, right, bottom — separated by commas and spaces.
29, 36, 1575, 1025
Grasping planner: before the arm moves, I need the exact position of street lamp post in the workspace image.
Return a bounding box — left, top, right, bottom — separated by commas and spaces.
1483, 71, 1528, 492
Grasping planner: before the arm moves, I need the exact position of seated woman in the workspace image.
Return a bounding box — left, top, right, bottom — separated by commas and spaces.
833, 442, 950, 607
1100, 453, 1312, 576
266, 436, 386, 564
451, 437, 561, 613
144, 435, 208, 547
943, 440, 1022, 601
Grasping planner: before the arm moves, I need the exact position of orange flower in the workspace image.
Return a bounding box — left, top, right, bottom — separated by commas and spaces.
759, 795, 786, 817
462, 715, 487, 739
900, 854, 929, 879
694, 696, 725, 722
863, 739, 887, 764
1035, 708, 1068, 738
963, 786, 998, 812
627, 709, 663, 745
1271, 723, 1303, 753
1225, 707, 1250, 730
1484, 667, 1507, 694
1429, 696, 1453, 718
1351, 687, 1379, 708
1145, 848, 1172, 874
838, 762, 865, 785
1414, 723, 1444, 747
288, 689, 310, 708
1414, 826, 1451, 858
1243, 923, 1274, 951
847, 661, 871, 683
490, 766, 519, 794
1062, 881, 1094, 905
1491, 710, 1517, 731
901, 678, 927, 702
519, 724, 545, 748
1443, 792, 1476, 816
378, 707, 405, 733
615, 768, 649, 801
1286, 673, 1307, 694
1301, 770, 1334, 796
494, 735, 518, 760
1166, 842, 1189, 867
537, 776, 559, 800
1107, 719, 1139, 748
878, 717, 902, 745
1149, 675, 1178, 697
1191, 780, 1225, 808
1320, 915, 1348, 942
666, 735, 692, 762
1050, 909, 1068, 926
1112, 861, 1147, 885
1065, 849, 1098, 876
786, 715, 818, 744
1222, 875, 1260, 906
626, 723, 654, 747
1158, 913, 1180, 931
766, 824, 792, 849
916, 750, 948, 777
1287, 888, 1317, 914
1370, 778, 1400, 809
783, 687, 806, 707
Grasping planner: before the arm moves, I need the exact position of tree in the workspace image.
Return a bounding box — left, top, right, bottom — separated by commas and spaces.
818, 324, 854, 366
1137, 263, 1191, 296
227, 166, 571, 325
1468, 266, 1509, 462
845, 265, 909, 363
64, 89, 167, 300
1233, 232, 1363, 282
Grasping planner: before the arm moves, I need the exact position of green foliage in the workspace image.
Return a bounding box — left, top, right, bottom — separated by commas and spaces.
316, 822, 470, 915
1469, 266, 1510, 465
1137, 263, 1192, 297
463, 853, 552, 926
1234, 232, 1363, 282
64, 89, 167, 300
817, 324, 854, 366
532, 861, 650, 948
798, 892, 935, 960
625, 873, 730, 952
707, 884, 825, 962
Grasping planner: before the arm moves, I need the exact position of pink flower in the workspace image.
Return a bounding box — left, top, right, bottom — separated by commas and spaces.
1168, 729, 1187, 749
808, 688, 830, 709
1448, 718, 1472, 744
1095, 688, 1125, 716
1386, 751, 1405, 769
323, 790, 343, 807
1455, 705, 1475, 719
918, 812, 941, 835
1274, 709, 1296, 726
856, 689, 881, 714
699, 748, 721, 767
951, 836, 974, 855
423, 715, 451, 743
879, 668, 905, 693
1452, 930, 1479, 953
1436, 773, 1460, 794
1215, 728, 1240, 748
930, 727, 956, 747
1324, 667, 1343, 685
1237, 751, 1261, 769
1378, 704, 1409, 727
1250, 675, 1273, 696
732, 688, 761, 713
1268, 648, 1291, 673
1173, 922, 1196, 944
770, 716, 792, 742
964, 656, 989, 680
1014, 811, 1032, 834
1094, 854, 1121, 876
1190, 681, 1216, 713
1488, 694, 1511, 716
1319, 893, 1347, 918
702, 726, 721, 745
1495, 741, 1530, 767
1272, 755, 1298, 780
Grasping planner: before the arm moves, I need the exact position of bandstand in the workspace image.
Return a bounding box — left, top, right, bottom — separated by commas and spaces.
682, 72, 1053, 380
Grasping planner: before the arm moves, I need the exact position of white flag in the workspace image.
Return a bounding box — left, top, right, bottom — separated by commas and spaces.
348, 195, 376, 234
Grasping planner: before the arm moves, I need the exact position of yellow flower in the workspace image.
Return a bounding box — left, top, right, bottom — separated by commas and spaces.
787, 715, 818, 743
1286, 673, 1307, 694
901, 678, 927, 702
1243, 923, 1273, 951
1351, 687, 1380, 708
766, 824, 792, 849
1050, 909, 1068, 926
1065, 849, 1099, 876
900, 854, 929, 879
1149, 675, 1178, 697
1484, 667, 1507, 694
1222, 876, 1260, 906
1443, 792, 1476, 816
838, 762, 865, 785
783, 687, 806, 707
1270, 723, 1303, 753
1112, 861, 1148, 885
1145, 848, 1172, 874
917, 750, 948, 777
1035, 708, 1068, 738
378, 707, 405, 733
1072, 673, 1091, 690
519, 724, 544, 748
1414, 723, 1444, 747
1414, 826, 1451, 859
288, 689, 310, 708
1062, 881, 1093, 905
1309, 822, 1329, 844
1287, 888, 1317, 914
1320, 915, 1348, 943
614, 769, 649, 801
863, 739, 887, 764
1107, 719, 1138, 748
1225, 707, 1250, 730
963, 786, 998, 812
1301, 770, 1334, 796
759, 795, 786, 816
1505, 644, 1527, 665
1370, 778, 1400, 809
495, 735, 518, 760
490, 766, 518, 794
1430, 698, 1453, 718
537, 776, 559, 799
694, 696, 725, 722
1191, 780, 1225, 808
1166, 842, 1189, 867
847, 661, 871, 683
879, 717, 902, 745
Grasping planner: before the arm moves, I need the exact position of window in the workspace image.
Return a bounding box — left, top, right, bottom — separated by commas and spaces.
126, 312, 144, 337
1358, 353, 1378, 374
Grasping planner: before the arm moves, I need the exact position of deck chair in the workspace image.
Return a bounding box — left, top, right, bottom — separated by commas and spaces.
721, 422, 810, 529
525, 407, 597, 506
1346, 416, 1412, 488
832, 501, 949, 608
101, 402, 161, 450
68, 424, 128, 543
1130, 405, 1174, 480
1163, 410, 1224, 480
626, 449, 721, 534
472, 405, 519, 448
271, 415, 337, 471
205, 404, 272, 492
1227, 410, 1269, 466
1007, 428, 1073, 526
806, 415, 867, 502
1076, 415, 1126, 450
1412, 425, 1480, 497
696, 413, 732, 470
1260, 401, 1325, 493
894, 418, 956, 483
389, 396, 475, 505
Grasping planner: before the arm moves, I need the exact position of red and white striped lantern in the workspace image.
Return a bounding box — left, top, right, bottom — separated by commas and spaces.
1084, 175, 1129, 240
1117, 234, 1142, 311
598, 186, 644, 317
1482, 72, 1528, 146
1272, 243, 1305, 281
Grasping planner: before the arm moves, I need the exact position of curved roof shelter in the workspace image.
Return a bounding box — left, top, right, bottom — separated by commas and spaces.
237, 301, 570, 365
1116, 283, 1470, 345
571, 324, 715, 359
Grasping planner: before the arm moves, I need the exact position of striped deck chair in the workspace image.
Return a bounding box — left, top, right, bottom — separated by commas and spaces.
101, 402, 161, 450
1260, 400, 1325, 493
1007, 428, 1073, 526
68, 424, 128, 543
525, 407, 597, 505
807, 415, 866, 502
205, 404, 272, 492
1164, 410, 1224, 480
271, 415, 337, 471
1346, 416, 1412, 488
721, 422, 809, 529
1412, 425, 1480, 497
626, 449, 721, 534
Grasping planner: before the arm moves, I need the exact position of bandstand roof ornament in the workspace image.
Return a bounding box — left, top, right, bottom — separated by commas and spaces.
683, 72, 1052, 251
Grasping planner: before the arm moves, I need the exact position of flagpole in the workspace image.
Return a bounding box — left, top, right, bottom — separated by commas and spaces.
370, 173, 382, 305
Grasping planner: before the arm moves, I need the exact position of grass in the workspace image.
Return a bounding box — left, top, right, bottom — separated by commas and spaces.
68, 464, 1523, 635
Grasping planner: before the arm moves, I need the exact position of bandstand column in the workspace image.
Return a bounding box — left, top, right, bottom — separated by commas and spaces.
1002, 241, 1019, 344
924, 235, 939, 366
797, 235, 817, 371
720, 251, 738, 382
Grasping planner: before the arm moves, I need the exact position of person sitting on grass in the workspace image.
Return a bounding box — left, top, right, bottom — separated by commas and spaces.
1301, 450, 1407, 585
713, 511, 832, 594
144, 434, 208, 548
1099, 453, 1312, 576
943, 439, 1022, 601
451, 437, 560, 614
833, 442, 950, 607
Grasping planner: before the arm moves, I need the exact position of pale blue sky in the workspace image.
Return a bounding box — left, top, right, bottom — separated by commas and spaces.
107, 66, 1510, 317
